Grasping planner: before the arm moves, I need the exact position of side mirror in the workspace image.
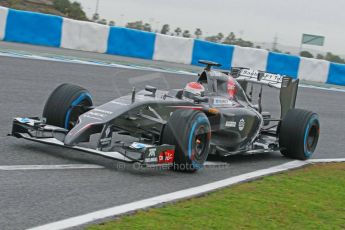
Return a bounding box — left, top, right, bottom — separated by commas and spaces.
145, 85, 157, 97
193, 95, 208, 103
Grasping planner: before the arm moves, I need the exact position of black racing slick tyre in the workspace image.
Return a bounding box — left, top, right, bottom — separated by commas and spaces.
161, 110, 211, 172
279, 109, 320, 160
42, 83, 93, 130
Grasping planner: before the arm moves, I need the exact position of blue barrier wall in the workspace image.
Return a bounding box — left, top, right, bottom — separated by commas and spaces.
107, 27, 156, 60
266, 52, 300, 78
5, 9, 62, 47
1, 7, 345, 86
327, 63, 345, 85
192, 40, 234, 70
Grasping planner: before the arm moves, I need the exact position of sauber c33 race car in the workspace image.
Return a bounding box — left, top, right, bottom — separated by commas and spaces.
10, 60, 320, 172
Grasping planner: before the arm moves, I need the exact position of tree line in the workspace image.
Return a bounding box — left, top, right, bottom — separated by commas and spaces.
300, 51, 345, 64
52, 0, 87, 20
121, 21, 254, 48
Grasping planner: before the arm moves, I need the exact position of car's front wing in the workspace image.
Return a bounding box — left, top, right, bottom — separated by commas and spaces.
10, 117, 175, 167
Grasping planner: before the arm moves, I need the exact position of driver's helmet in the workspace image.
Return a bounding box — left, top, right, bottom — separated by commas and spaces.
183, 82, 205, 99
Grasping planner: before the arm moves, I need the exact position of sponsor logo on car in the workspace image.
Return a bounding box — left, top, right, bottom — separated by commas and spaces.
213, 98, 232, 105
105, 127, 111, 136
148, 148, 157, 157
145, 157, 158, 163
94, 109, 113, 115
100, 137, 112, 144
130, 142, 152, 149
18, 117, 31, 123
158, 150, 175, 164
225, 121, 236, 128
239, 118, 245, 131
16, 117, 37, 126
88, 112, 106, 118
83, 115, 103, 121
110, 101, 128, 106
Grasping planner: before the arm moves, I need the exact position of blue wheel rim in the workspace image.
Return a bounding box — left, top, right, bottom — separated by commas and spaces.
64, 92, 92, 129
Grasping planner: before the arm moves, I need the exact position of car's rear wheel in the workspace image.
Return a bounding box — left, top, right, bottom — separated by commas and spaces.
161, 110, 211, 172
279, 109, 320, 160
43, 83, 93, 130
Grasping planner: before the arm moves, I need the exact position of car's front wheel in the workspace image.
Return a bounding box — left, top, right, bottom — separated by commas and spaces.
161, 109, 211, 172
43, 83, 93, 130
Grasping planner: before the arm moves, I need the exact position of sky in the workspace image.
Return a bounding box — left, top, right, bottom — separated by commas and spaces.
77, 0, 345, 55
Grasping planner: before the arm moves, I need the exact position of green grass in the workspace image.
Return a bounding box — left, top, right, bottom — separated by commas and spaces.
87, 163, 345, 230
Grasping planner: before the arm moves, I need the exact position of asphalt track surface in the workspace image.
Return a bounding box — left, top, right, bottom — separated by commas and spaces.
0, 42, 344, 230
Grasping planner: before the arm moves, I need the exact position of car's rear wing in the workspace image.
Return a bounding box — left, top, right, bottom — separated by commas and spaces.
231, 68, 285, 89
230, 67, 299, 119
